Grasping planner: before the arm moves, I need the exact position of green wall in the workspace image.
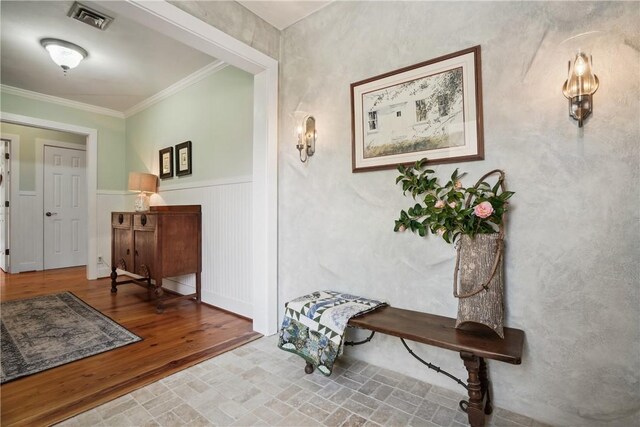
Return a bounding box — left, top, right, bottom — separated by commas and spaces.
1, 65, 253, 191
126, 65, 253, 182
0, 92, 126, 190
0, 122, 86, 191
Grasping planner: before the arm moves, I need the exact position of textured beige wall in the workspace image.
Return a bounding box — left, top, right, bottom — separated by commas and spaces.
169, 0, 280, 60
277, 1, 639, 426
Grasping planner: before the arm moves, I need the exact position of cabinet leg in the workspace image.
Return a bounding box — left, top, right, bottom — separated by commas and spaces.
196, 272, 202, 303
110, 267, 118, 293
461, 352, 485, 427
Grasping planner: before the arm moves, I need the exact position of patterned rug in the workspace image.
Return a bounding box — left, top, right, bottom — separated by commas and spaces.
1, 292, 141, 384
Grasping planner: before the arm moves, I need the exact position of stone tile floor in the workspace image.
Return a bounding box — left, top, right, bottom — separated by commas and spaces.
58, 335, 547, 427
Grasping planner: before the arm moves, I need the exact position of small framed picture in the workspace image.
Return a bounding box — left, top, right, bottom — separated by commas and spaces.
175, 140, 192, 177
159, 147, 173, 179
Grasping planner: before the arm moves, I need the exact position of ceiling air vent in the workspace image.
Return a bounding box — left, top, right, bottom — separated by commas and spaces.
68, 2, 114, 31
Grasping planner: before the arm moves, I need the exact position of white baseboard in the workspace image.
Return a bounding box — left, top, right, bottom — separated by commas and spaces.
16, 261, 40, 273
201, 290, 252, 318
97, 265, 111, 278
161, 277, 195, 295
162, 277, 251, 318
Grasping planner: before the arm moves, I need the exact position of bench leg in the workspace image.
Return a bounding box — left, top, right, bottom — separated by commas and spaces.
479, 357, 493, 415
304, 362, 314, 374
460, 352, 485, 427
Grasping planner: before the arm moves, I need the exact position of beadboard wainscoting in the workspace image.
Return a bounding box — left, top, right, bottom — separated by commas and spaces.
13, 191, 40, 272
149, 178, 253, 318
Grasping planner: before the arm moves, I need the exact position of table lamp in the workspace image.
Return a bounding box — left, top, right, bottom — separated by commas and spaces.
128, 172, 158, 212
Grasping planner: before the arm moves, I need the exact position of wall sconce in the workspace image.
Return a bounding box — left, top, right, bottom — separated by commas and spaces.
128, 172, 158, 212
562, 51, 599, 127
296, 115, 317, 162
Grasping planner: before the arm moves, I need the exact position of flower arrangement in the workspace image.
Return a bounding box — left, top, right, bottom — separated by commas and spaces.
394, 159, 514, 243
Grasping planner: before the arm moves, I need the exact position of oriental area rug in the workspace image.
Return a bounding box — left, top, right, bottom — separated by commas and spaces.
1, 291, 141, 384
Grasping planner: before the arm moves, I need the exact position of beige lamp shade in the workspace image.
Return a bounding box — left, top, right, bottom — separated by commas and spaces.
128, 172, 157, 212
128, 172, 157, 194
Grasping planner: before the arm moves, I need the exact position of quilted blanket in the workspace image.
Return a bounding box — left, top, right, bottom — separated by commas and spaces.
278, 290, 386, 375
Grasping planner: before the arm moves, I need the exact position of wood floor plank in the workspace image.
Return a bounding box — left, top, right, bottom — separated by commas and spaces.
0, 267, 261, 427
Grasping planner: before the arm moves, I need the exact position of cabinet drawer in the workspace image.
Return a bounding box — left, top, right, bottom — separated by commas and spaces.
133, 213, 156, 230
112, 213, 131, 227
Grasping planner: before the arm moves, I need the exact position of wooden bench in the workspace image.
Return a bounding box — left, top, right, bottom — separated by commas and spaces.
345, 306, 525, 427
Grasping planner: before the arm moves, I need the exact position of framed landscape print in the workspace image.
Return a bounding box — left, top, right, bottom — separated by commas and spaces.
159, 147, 173, 179
350, 45, 484, 172
175, 140, 192, 177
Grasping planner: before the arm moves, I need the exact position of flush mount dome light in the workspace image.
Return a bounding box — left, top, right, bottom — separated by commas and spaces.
40, 38, 88, 72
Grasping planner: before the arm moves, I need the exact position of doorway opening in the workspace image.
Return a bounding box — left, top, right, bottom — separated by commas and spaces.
1, 1, 278, 335
0, 123, 89, 273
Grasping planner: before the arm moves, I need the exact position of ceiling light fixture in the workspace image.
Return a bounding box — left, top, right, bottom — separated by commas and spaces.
40, 38, 88, 73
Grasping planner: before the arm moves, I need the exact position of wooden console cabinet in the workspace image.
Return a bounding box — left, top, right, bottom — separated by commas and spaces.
110, 205, 202, 311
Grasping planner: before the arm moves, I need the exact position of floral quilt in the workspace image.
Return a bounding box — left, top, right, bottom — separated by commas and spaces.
278, 290, 386, 376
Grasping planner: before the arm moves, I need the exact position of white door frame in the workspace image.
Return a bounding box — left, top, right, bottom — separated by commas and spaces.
0, 114, 98, 278
96, 1, 279, 336
36, 138, 87, 271
0, 133, 20, 273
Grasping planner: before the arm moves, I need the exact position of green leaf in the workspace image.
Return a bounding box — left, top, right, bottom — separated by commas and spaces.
501, 191, 515, 200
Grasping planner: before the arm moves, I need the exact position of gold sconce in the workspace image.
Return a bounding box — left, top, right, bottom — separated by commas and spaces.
562, 51, 599, 127
296, 115, 317, 163
128, 172, 158, 212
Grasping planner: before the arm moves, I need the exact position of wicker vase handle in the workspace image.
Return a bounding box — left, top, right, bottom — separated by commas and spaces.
453, 170, 507, 299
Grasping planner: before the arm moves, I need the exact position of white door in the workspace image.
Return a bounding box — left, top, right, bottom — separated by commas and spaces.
0, 139, 8, 272
43, 145, 87, 269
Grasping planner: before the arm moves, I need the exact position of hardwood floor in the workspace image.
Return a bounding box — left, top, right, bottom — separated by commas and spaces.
0, 267, 261, 426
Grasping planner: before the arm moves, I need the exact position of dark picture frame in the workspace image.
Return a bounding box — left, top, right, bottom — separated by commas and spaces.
159, 147, 173, 179
175, 140, 192, 177
350, 45, 484, 173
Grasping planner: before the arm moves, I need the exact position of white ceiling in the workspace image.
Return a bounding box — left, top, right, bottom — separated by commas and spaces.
0, 1, 216, 112
0, 1, 332, 114
237, 1, 332, 31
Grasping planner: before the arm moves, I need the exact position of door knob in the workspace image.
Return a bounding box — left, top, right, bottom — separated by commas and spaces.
45, 212, 58, 217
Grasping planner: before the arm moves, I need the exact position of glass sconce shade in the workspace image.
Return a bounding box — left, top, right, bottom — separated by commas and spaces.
296, 115, 317, 163
563, 53, 599, 98
563, 52, 599, 127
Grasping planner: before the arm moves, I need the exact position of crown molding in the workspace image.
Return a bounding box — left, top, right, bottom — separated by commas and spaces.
0, 85, 125, 118
1, 60, 228, 121
124, 60, 228, 118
